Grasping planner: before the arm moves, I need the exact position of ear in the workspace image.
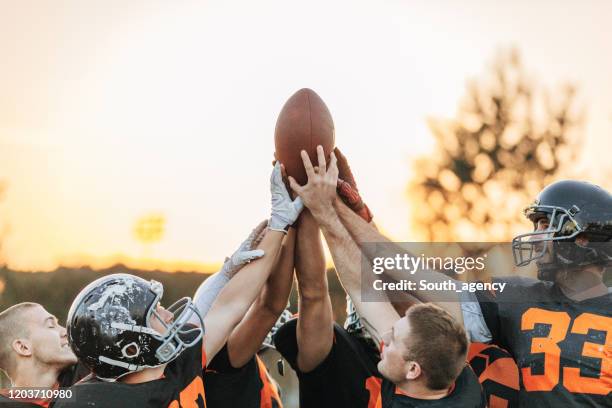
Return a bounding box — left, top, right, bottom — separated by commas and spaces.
12, 338, 33, 358
405, 360, 422, 381
575, 235, 589, 246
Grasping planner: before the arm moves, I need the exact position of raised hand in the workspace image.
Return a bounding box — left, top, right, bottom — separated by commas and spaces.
335, 147, 373, 222
222, 220, 268, 278
288, 145, 338, 217
269, 162, 304, 232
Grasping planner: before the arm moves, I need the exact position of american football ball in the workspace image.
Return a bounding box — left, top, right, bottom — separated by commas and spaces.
274, 88, 335, 185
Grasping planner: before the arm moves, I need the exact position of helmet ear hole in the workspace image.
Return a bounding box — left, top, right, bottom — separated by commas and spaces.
122, 343, 140, 359
574, 234, 589, 246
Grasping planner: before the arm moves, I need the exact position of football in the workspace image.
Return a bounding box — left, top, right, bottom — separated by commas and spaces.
274, 88, 335, 185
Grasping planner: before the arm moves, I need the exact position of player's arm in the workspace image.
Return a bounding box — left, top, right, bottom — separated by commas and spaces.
335, 193, 494, 343
294, 208, 334, 372
189, 221, 267, 324
319, 209, 398, 344
203, 163, 303, 361
289, 147, 399, 344
331, 147, 454, 328
225, 227, 296, 368
333, 187, 464, 325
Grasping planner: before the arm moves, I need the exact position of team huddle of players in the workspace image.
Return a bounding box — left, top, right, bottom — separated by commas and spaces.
1, 147, 610, 407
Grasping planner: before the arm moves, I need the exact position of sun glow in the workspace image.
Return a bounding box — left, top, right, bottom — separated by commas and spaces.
1, 1, 610, 271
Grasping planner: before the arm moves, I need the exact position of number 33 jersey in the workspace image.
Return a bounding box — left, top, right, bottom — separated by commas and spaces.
474, 277, 611, 407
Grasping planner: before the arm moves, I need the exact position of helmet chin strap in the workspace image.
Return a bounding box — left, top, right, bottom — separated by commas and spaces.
536, 263, 558, 281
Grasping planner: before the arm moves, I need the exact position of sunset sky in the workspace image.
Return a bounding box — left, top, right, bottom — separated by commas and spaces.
1, 0, 611, 271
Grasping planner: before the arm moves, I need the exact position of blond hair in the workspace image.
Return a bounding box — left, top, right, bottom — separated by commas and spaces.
0, 303, 39, 378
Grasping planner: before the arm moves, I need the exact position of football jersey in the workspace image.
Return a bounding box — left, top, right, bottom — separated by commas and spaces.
468, 342, 519, 408
204, 343, 282, 408
274, 318, 485, 408
377, 366, 486, 408
53, 337, 207, 408
0, 395, 52, 408
475, 277, 612, 407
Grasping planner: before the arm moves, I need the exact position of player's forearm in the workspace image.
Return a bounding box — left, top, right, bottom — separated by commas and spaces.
259, 228, 296, 314
314, 205, 400, 343
294, 209, 334, 372
295, 210, 328, 301
206, 231, 284, 334
227, 229, 295, 367
191, 272, 230, 321
313, 206, 362, 296
295, 293, 334, 372
335, 198, 462, 306
334, 197, 387, 245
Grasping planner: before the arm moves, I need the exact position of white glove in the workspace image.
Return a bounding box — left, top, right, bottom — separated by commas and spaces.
222, 220, 268, 278
269, 162, 304, 232
191, 220, 267, 320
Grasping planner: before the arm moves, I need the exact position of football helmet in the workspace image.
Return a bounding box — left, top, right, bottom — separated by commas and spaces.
512, 180, 612, 281
67, 274, 204, 381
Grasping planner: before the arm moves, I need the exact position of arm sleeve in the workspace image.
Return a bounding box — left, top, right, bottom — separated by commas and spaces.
191, 271, 231, 320
460, 291, 493, 343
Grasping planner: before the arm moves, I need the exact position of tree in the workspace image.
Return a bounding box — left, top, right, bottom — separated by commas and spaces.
408, 49, 583, 243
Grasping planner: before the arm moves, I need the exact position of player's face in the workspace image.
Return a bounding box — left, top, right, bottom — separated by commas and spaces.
377, 317, 414, 383
150, 303, 174, 335
26, 305, 78, 368
529, 214, 554, 263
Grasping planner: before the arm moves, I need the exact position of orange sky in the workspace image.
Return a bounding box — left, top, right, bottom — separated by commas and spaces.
1, 0, 611, 271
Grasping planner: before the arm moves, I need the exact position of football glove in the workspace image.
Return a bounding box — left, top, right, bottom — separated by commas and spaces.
334, 147, 373, 222
269, 162, 304, 232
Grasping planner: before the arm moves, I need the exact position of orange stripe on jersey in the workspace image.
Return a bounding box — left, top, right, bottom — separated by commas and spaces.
256, 355, 282, 408
168, 376, 207, 408
6, 398, 51, 408
481, 355, 519, 390
468, 343, 519, 390
489, 395, 509, 408
365, 376, 382, 408
467, 342, 488, 358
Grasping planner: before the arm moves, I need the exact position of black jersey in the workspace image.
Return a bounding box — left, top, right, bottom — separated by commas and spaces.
53, 338, 207, 408
275, 318, 485, 408
204, 343, 282, 408
476, 277, 612, 407
274, 319, 381, 408
378, 366, 485, 408
0, 395, 50, 408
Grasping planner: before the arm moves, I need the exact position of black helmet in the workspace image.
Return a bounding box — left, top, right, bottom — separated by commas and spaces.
67, 274, 204, 381
512, 180, 612, 281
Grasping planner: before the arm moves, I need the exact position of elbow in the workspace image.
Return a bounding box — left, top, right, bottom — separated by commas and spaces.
258, 296, 288, 318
